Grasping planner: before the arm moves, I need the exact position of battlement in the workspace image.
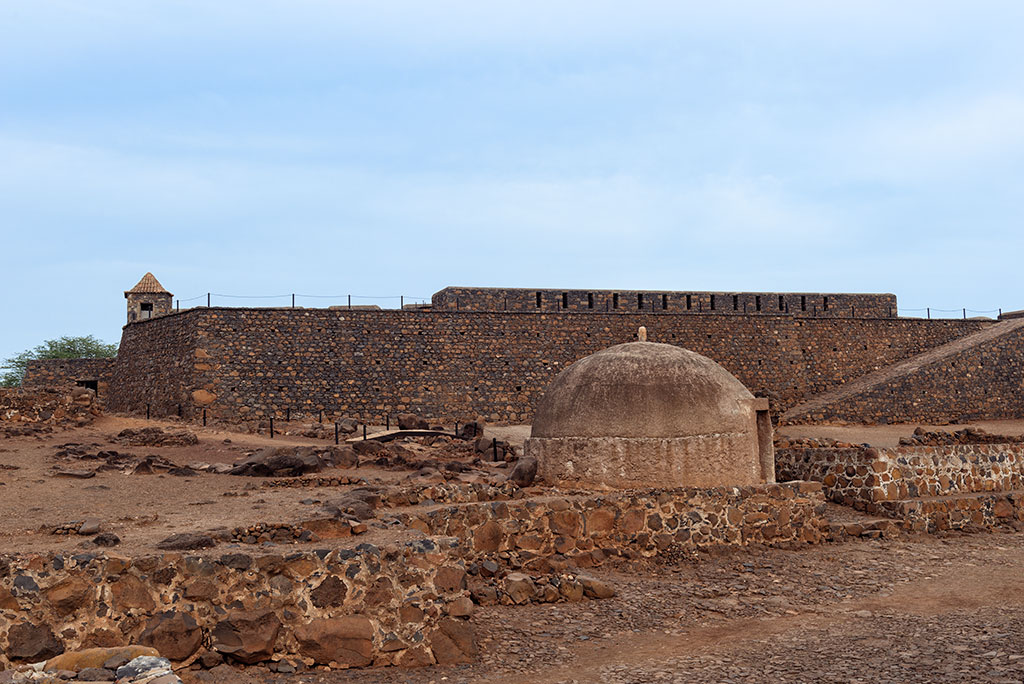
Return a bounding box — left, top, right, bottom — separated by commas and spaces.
431, 287, 897, 318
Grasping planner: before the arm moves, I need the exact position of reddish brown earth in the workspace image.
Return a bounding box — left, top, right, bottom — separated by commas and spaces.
0, 415, 471, 555
3, 415, 1023, 683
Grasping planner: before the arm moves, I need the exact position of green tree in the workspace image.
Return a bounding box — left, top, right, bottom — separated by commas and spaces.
0, 335, 118, 387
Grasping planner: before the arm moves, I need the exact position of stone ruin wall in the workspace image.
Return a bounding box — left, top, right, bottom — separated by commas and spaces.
22, 358, 117, 398
432, 287, 897, 318
106, 307, 984, 424
784, 323, 1024, 424
106, 313, 198, 418
776, 444, 1024, 531
0, 483, 826, 669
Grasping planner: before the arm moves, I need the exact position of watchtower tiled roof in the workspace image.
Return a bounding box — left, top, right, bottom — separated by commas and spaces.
125, 272, 171, 297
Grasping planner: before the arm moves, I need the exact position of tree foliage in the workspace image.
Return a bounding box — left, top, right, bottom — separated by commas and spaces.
0, 335, 118, 387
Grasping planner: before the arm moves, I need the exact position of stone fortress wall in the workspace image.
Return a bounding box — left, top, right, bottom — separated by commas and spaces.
22, 358, 117, 398
100, 306, 988, 424
432, 287, 897, 318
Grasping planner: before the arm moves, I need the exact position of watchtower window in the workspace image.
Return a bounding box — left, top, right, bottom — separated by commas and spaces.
686, 294, 692, 310
140, 302, 154, 319
732, 294, 739, 311
662, 294, 668, 310
756, 295, 762, 311
561, 292, 568, 309
801, 295, 807, 311
779, 295, 785, 310
613, 293, 619, 309
710, 295, 716, 310
823, 296, 829, 311
587, 293, 594, 309
637, 293, 644, 310
536, 291, 542, 308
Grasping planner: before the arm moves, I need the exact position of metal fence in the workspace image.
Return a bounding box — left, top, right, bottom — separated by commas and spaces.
174, 293, 434, 311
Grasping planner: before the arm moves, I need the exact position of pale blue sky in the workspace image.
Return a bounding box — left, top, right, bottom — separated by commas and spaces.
2, 1, 1023, 362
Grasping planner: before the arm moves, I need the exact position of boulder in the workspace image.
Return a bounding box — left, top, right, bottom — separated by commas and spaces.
156, 532, 216, 551
352, 440, 387, 456
457, 421, 485, 440
228, 447, 326, 477
336, 418, 360, 434
507, 456, 538, 487
293, 617, 373, 667
115, 655, 172, 680
5, 621, 64, 661
211, 611, 282, 664
45, 647, 160, 673
397, 414, 429, 430
140, 611, 203, 661
322, 488, 381, 521
579, 575, 616, 599
428, 618, 477, 665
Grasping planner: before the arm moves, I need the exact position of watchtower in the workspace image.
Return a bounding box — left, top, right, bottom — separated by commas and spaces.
125, 273, 173, 323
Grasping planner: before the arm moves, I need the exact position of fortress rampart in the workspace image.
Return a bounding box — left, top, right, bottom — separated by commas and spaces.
432, 287, 897, 318
103, 306, 985, 423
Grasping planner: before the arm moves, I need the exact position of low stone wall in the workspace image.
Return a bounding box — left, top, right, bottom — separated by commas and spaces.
776, 444, 1024, 531
0, 483, 827, 670
0, 540, 475, 670
22, 358, 117, 398
0, 388, 97, 433
401, 483, 827, 566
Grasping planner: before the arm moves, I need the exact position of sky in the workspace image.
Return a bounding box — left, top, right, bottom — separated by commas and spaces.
2, 1, 1023, 362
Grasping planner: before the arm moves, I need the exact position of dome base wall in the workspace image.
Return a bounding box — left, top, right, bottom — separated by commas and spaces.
526, 432, 773, 489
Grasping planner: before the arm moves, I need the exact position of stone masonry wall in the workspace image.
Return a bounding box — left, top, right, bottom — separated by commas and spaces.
783, 323, 1024, 424
0, 540, 475, 669
776, 444, 1024, 531
0, 484, 826, 670
401, 483, 827, 562
432, 287, 897, 318
22, 359, 117, 398
108, 307, 983, 423
106, 313, 198, 417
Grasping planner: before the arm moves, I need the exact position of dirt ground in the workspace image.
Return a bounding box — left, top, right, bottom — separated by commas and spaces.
777, 419, 1024, 448
212, 532, 1022, 684
0, 415, 455, 555
4, 415, 1024, 682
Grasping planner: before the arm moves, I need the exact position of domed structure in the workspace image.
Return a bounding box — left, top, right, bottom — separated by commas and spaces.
526, 339, 774, 489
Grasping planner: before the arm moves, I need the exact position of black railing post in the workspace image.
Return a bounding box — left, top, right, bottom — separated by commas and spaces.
348, 295, 351, 311
176, 300, 179, 312
927, 307, 931, 319
386, 414, 390, 430
207, 293, 211, 307
291, 294, 295, 308
270, 417, 274, 439
146, 403, 150, 420
334, 422, 339, 444
363, 424, 367, 440
492, 437, 497, 462
400, 295, 404, 310
203, 409, 207, 426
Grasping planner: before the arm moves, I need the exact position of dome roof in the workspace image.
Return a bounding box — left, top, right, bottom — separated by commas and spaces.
531, 341, 755, 440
